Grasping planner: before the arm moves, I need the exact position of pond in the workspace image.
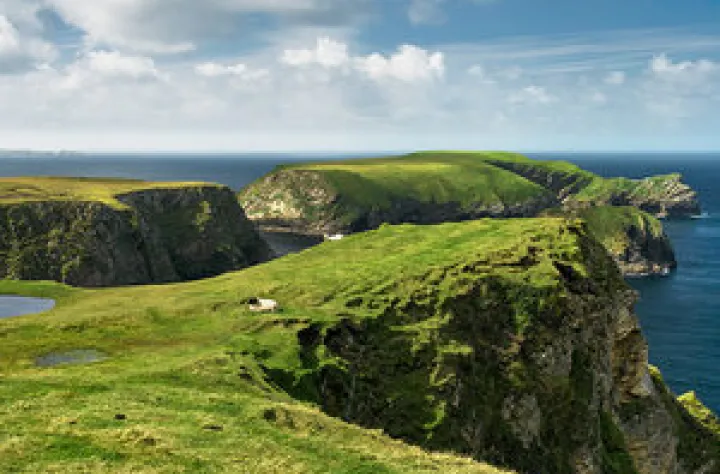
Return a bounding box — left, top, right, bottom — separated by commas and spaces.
0, 296, 55, 319
35, 350, 108, 368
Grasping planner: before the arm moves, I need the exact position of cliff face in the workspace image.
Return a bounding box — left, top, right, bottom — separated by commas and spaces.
484, 158, 701, 218
0, 185, 270, 287
573, 207, 677, 277
564, 174, 702, 218
256, 220, 717, 474
240, 168, 556, 236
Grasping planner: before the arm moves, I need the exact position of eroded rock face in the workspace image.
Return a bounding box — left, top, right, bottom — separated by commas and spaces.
267, 224, 715, 474
0, 186, 270, 287
624, 175, 702, 218
240, 169, 556, 236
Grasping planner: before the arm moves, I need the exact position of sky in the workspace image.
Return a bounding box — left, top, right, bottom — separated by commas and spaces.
0, 0, 719, 152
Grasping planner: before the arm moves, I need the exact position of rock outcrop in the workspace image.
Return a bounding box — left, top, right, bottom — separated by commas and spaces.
564, 173, 702, 219
240, 167, 556, 236
254, 219, 717, 474
0, 183, 270, 287
573, 206, 677, 277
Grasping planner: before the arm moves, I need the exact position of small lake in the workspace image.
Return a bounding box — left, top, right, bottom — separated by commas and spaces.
0, 296, 55, 319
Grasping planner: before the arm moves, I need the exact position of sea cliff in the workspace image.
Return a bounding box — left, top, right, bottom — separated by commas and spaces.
0, 178, 270, 286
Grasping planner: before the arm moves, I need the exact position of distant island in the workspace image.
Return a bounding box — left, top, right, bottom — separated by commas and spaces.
0, 149, 80, 158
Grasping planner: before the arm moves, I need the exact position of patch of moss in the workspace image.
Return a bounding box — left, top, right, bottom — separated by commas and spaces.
678, 391, 720, 435
599, 412, 639, 474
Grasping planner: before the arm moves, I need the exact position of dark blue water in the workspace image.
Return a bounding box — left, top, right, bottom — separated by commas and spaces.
0, 152, 718, 411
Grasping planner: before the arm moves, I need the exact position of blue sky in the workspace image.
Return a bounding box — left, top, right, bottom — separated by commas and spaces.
0, 0, 719, 152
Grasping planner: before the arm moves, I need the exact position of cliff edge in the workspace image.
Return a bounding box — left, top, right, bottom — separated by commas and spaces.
0, 177, 271, 287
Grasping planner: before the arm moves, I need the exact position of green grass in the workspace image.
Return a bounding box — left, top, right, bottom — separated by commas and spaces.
0, 177, 219, 209
245, 152, 555, 215
1, 218, 590, 473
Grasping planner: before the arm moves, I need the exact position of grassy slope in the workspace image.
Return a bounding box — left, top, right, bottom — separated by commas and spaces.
0, 177, 219, 209
0, 219, 588, 473
264, 152, 553, 209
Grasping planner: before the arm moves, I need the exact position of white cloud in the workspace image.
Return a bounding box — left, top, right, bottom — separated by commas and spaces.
642, 54, 720, 122
356, 45, 445, 82
0, 16, 20, 54
46, 0, 370, 54
59, 51, 162, 90
509, 85, 555, 105
0, 1, 44, 30
280, 37, 445, 83
84, 51, 159, 78
605, 71, 625, 85
281, 37, 350, 68
195, 62, 270, 81
0, 15, 56, 73
650, 53, 717, 76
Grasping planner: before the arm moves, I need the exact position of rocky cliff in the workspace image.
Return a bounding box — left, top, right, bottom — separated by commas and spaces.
567, 207, 676, 277
0, 179, 270, 287
250, 219, 718, 474
564, 173, 701, 218
239, 162, 556, 236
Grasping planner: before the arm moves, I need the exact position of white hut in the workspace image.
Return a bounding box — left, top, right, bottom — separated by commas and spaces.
248, 298, 280, 313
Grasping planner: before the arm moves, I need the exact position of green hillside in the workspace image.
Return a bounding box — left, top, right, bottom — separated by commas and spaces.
1, 218, 716, 472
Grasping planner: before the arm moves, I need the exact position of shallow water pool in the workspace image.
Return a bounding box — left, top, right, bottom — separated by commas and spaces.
0, 296, 55, 319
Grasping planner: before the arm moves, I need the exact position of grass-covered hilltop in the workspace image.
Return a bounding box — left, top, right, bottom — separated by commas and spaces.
1, 219, 718, 473
239, 151, 698, 275
0, 177, 271, 287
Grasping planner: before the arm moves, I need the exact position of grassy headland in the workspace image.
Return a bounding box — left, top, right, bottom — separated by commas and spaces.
239, 151, 700, 236
0, 178, 270, 286
0, 177, 218, 210
1, 218, 715, 472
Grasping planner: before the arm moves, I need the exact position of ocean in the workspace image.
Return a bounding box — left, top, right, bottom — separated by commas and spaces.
0, 152, 718, 412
